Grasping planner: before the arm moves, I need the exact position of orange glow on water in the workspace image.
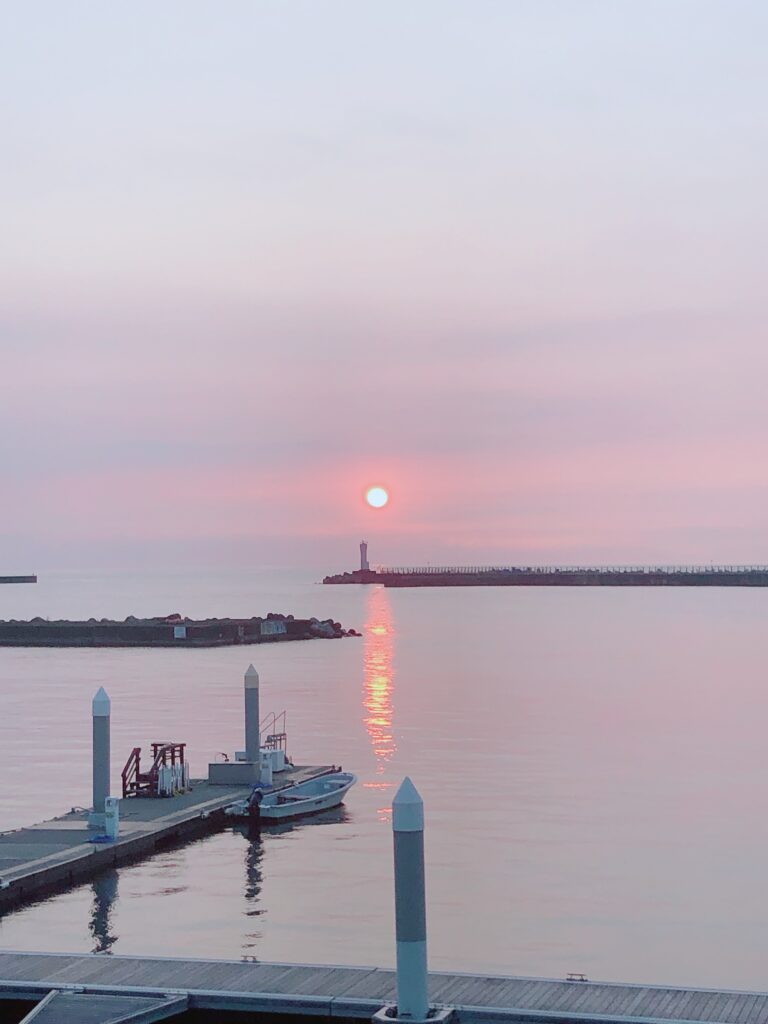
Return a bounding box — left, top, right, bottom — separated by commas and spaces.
363, 586, 396, 775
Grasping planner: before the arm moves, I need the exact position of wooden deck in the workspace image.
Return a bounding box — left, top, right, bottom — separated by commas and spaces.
0, 765, 333, 913
1, 950, 768, 1023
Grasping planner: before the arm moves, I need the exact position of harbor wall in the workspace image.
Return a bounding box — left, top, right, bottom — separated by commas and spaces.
0, 614, 355, 647
323, 568, 768, 587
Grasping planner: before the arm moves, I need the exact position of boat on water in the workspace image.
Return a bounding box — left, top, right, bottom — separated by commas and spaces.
226, 771, 357, 823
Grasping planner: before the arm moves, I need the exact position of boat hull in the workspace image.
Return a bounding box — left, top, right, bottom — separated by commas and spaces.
226, 772, 356, 822
260, 782, 354, 821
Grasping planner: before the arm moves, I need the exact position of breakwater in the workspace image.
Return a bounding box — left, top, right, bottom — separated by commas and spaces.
0, 575, 36, 584
0, 612, 360, 647
323, 565, 768, 587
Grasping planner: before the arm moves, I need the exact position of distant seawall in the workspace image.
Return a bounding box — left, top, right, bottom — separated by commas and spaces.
323, 566, 768, 587
0, 613, 360, 648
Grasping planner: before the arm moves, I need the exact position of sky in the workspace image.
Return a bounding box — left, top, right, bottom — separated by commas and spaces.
2, 1, 768, 571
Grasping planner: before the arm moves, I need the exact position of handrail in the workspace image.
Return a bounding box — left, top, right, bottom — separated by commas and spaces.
121, 742, 186, 798
121, 747, 142, 798
260, 710, 287, 752
264, 716, 288, 741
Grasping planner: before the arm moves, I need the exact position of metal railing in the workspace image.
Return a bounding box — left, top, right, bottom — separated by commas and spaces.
121, 742, 187, 798
260, 710, 287, 752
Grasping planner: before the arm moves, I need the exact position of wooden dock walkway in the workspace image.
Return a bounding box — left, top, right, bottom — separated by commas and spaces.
1, 950, 767, 1023
0, 765, 332, 913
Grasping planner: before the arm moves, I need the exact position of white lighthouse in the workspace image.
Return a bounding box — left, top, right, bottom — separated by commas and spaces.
360, 540, 370, 572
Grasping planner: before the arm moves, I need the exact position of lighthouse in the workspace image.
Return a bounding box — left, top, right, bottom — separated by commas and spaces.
360, 540, 370, 573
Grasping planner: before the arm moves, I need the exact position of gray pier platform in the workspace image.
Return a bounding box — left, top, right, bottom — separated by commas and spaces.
1, 950, 767, 1023
0, 766, 332, 913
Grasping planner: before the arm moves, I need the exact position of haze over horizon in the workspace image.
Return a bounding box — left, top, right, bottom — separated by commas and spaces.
3, 1, 768, 572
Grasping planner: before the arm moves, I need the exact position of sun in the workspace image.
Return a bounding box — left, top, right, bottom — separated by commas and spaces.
365, 486, 389, 509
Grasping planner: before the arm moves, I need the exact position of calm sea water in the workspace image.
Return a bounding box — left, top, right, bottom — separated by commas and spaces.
1, 569, 768, 990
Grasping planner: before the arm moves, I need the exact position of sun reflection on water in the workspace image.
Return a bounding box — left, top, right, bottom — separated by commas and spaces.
363, 586, 397, 817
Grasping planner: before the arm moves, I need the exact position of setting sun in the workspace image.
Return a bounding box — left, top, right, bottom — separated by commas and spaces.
365, 486, 389, 509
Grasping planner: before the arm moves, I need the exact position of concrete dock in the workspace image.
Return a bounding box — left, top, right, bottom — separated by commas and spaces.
1, 950, 767, 1023
0, 766, 333, 913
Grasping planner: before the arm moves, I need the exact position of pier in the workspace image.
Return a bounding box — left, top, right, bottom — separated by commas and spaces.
0, 664, 752, 1024
0, 768, 761, 1024
0, 575, 36, 584
324, 563, 768, 587
0, 765, 333, 914
0, 666, 336, 914
1, 951, 767, 1023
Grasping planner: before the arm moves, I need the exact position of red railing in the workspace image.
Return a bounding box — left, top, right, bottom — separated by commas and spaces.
121, 742, 186, 798
121, 746, 142, 798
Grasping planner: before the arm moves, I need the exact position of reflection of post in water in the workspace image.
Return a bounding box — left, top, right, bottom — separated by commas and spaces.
241, 830, 265, 957
243, 833, 264, 915
89, 869, 119, 954
363, 585, 397, 775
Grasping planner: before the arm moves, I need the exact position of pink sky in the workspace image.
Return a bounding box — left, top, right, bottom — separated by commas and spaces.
2, 2, 768, 571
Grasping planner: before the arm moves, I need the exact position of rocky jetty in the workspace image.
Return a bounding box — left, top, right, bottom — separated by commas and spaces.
0, 612, 361, 648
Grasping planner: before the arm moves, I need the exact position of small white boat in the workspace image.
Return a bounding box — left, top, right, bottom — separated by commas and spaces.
226, 771, 357, 822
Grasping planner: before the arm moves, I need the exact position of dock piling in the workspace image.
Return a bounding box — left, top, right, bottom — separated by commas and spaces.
89, 687, 111, 830
245, 664, 260, 780
392, 777, 429, 1021
373, 778, 453, 1024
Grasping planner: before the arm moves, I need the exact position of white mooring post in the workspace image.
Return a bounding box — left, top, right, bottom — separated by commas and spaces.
89, 687, 111, 829
244, 664, 260, 776
373, 778, 454, 1024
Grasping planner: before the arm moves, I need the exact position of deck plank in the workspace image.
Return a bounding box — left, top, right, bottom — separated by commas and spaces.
753, 995, 768, 1024
735, 992, 763, 1024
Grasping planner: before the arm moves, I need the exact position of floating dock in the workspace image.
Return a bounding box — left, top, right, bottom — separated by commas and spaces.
0, 766, 333, 913
324, 564, 768, 587
1, 951, 767, 1023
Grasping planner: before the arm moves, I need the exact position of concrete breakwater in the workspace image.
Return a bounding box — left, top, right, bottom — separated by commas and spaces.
0, 611, 361, 647
324, 565, 768, 587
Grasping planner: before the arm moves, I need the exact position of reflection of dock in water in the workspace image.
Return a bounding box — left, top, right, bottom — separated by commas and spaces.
236, 808, 351, 953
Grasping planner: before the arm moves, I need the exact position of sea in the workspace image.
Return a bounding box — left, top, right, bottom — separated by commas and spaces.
1, 568, 767, 991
